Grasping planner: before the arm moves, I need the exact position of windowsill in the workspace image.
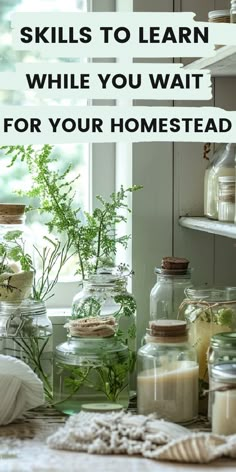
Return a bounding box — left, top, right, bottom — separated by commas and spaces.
48, 307, 71, 324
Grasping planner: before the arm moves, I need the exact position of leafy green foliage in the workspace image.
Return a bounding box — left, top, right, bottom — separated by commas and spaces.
0, 145, 142, 279
13, 334, 52, 400
0, 230, 73, 301
32, 236, 74, 301
59, 352, 129, 403
0, 230, 32, 274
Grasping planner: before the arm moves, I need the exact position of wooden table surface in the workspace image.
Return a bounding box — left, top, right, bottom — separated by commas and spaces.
0, 408, 236, 472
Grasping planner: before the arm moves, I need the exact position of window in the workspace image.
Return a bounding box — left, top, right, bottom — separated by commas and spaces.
0, 0, 116, 308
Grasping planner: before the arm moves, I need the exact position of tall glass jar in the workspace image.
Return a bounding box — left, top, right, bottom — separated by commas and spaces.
0, 299, 53, 401
72, 273, 136, 376
208, 333, 236, 426
204, 143, 236, 220
150, 257, 192, 321
53, 317, 130, 414
179, 288, 236, 396
137, 320, 198, 423
0, 203, 34, 302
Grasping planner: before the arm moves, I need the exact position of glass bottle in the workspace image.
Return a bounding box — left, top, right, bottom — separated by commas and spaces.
137, 320, 198, 423
204, 143, 236, 220
0, 203, 34, 302
53, 317, 130, 414
150, 257, 192, 321
178, 287, 236, 396
218, 176, 235, 222
72, 273, 136, 376
0, 299, 53, 401
208, 332, 236, 434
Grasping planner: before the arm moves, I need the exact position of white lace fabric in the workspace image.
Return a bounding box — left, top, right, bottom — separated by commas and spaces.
47, 411, 236, 464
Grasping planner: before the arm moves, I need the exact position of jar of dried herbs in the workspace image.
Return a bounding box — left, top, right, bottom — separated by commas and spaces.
0, 299, 53, 400
53, 317, 130, 414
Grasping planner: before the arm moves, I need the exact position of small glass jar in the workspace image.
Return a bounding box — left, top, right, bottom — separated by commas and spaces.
179, 288, 236, 395
218, 176, 235, 222
231, 1, 236, 22
208, 333, 236, 434
72, 273, 136, 376
53, 317, 130, 414
137, 320, 198, 423
208, 10, 230, 23
204, 144, 236, 220
0, 299, 53, 400
150, 257, 192, 321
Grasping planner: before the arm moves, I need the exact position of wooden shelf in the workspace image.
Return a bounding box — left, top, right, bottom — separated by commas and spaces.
179, 216, 236, 239
184, 46, 236, 77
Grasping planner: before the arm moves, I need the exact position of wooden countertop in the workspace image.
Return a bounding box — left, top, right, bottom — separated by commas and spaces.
0, 408, 236, 471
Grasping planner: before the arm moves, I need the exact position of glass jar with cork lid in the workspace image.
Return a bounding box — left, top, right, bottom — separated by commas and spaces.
137, 320, 199, 424
53, 316, 130, 414
150, 257, 192, 321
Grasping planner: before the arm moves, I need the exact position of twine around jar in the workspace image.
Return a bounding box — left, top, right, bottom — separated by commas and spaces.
178, 299, 236, 321
203, 384, 236, 395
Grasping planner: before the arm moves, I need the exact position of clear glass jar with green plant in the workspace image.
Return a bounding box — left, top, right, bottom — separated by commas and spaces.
72, 269, 136, 377
0, 299, 53, 400
0, 231, 72, 401
53, 316, 130, 414
178, 287, 236, 395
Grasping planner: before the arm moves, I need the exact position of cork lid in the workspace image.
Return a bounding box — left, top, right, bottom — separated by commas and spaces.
155, 256, 190, 276
149, 320, 187, 337
0, 204, 26, 224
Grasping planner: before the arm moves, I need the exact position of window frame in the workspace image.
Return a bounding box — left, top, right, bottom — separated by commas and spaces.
47, 0, 117, 309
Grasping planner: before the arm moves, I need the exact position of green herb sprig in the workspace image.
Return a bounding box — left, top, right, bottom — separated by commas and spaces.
1, 145, 142, 279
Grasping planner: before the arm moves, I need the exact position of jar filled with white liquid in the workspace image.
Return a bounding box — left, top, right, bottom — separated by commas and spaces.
204, 144, 236, 220
218, 176, 235, 222
137, 320, 198, 424
208, 332, 236, 434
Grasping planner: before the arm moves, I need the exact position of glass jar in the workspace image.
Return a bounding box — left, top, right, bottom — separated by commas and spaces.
72, 273, 136, 376
218, 176, 235, 222
0, 203, 34, 301
0, 299, 53, 400
179, 288, 236, 395
208, 10, 230, 23
53, 317, 130, 414
137, 320, 198, 423
231, 1, 236, 22
204, 144, 236, 220
150, 257, 192, 321
208, 333, 236, 434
